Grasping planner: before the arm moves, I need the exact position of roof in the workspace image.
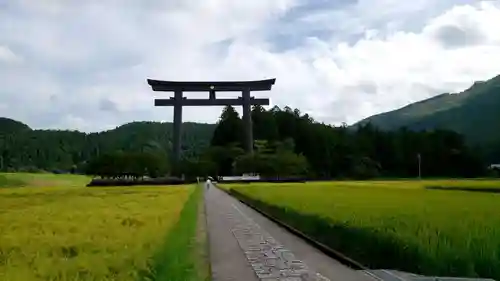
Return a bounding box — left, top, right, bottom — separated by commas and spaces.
154, 97, 270, 106
147, 78, 276, 92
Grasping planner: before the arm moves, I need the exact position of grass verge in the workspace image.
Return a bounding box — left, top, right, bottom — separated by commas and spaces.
143, 185, 208, 281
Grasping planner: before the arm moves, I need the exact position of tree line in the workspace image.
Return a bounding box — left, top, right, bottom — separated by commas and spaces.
0, 105, 497, 179
0, 120, 214, 174
195, 105, 490, 179
84, 151, 168, 179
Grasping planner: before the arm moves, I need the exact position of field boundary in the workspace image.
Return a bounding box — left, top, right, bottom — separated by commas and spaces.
425, 186, 500, 193
215, 184, 369, 271
202, 185, 213, 281
141, 185, 202, 281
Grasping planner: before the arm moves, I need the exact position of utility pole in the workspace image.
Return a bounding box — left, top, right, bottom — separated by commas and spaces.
417, 153, 422, 180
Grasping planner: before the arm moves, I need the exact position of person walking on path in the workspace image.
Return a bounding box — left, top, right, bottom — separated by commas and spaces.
205, 177, 211, 189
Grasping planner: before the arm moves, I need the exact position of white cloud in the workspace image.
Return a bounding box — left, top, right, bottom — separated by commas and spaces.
0, 46, 22, 63
0, 0, 500, 131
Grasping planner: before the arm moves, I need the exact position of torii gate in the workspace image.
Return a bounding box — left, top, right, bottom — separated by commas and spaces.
147, 78, 276, 165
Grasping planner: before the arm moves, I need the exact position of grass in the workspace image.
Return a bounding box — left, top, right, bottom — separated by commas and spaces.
0, 174, 25, 188
225, 179, 500, 280
0, 172, 91, 188
0, 173, 205, 281
144, 183, 209, 281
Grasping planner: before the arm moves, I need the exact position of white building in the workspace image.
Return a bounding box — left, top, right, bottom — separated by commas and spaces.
488, 164, 500, 170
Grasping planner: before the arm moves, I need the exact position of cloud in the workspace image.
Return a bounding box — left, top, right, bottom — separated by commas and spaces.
98, 98, 119, 113
0, 46, 22, 63
0, 0, 500, 132
425, 3, 496, 48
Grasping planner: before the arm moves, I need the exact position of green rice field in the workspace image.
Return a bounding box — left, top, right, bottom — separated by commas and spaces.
224, 180, 500, 280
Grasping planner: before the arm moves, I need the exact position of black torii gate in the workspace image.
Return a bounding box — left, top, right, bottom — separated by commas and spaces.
147, 78, 276, 165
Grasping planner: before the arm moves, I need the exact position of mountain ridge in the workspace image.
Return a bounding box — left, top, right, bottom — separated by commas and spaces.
0, 118, 216, 171
352, 74, 500, 162
354, 74, 500, 139
0, 117, 32, 134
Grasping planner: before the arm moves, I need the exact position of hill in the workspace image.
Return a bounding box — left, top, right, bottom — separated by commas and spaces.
0, 104, 491, 178
0, 117, 31, 135
0, 120, 215, 172
353, 74, 500, 161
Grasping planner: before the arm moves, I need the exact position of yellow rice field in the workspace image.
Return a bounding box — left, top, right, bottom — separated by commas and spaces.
0, 173, 194, 281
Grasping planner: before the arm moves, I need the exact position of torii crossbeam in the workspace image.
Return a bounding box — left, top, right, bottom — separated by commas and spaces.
147, 78, 276, 166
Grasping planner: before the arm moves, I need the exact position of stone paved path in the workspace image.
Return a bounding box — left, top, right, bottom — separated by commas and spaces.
205, 184, 378, 281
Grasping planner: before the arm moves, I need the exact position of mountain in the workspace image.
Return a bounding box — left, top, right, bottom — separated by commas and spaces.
353, 75, 500, 159
0, 120, 216, 172
0, 117, 31, 135
0, 104, 490, 178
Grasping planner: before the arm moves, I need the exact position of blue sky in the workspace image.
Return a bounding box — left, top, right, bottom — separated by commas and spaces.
1, 0, 500, 132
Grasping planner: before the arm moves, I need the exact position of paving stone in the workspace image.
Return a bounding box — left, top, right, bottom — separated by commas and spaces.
226, 197, 331, 281
206, 186, 379, 281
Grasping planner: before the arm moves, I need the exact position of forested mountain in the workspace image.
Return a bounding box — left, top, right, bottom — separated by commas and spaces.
204, 105, 487, 178
0, 118, 31, 135
353, 74, 500, 162
1, 101, 495, 178
0, 119, 215, 172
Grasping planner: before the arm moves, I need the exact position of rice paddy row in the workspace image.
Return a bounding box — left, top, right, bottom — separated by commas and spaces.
0, 173, 207, 281
224, 180, 500, 280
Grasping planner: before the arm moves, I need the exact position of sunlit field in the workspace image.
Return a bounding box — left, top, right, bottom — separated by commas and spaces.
0, 172, 91, 188
224, 179, 500, 280
0, 173, 202, 281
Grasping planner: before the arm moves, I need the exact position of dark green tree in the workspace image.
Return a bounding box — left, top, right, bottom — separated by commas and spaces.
84, 151, 168, 179
252, 105, 279, 141
211, 106, 244, 147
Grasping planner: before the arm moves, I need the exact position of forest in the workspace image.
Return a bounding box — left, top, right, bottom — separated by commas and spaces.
1, 104, 497, 179
355, 74, 500, 163
0, 117, 214, 174
200, 105, 490, 179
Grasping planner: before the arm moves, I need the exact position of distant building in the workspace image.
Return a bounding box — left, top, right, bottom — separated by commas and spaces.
220, 174, 260, 181
488, 164, 500, 170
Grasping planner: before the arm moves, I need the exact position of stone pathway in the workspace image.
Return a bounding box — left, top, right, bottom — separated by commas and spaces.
204, 184, 378, 281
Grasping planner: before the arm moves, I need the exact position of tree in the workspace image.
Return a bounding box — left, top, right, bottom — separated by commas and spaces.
349, 156, 381, 180
84, 151, 168, 179
1, 104, 491, 179
270, 151, 309, 177
202, 145, 244, 176
211, 106, 244, 147
0, 120, 213, 173
233, 150, 308, 178
252, 105, 279, 141
178, 158, 217, 180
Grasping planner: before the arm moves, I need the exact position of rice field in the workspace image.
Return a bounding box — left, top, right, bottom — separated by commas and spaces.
0, 173, 206, 281
225, 180, 500, 280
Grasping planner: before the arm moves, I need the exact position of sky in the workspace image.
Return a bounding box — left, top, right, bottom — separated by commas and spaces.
1, 0, 500, 132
